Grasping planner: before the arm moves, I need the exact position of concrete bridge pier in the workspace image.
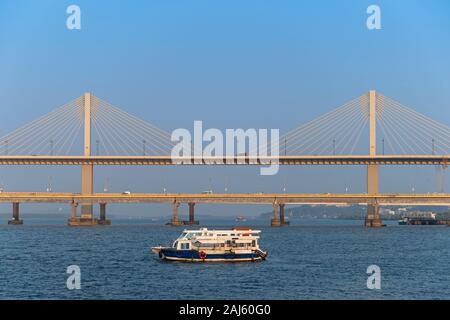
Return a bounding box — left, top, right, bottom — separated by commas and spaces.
70, 202, 78, 219
68, 92, 98, 227
271, 203, 281, 227
169, 201, 183, 226
68, 201, 98, 226
98, 203, 111, 225
365, 203, 384, 228
364, 165, 385, 228
8, 202, 23, 225
186, 202, 199, 225
364, 91, 385, 228
279, 204, 289, 226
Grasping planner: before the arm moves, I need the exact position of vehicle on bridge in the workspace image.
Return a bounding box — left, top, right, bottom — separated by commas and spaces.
235, 215, 247, 222
151, 228, 267, 262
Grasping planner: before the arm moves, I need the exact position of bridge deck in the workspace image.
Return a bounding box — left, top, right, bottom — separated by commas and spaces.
0, 155, 448, 165
0, 192, 449, 206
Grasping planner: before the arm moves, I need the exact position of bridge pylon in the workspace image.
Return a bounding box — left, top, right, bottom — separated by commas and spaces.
68, 92, 100, 226
364, 90, 385, 227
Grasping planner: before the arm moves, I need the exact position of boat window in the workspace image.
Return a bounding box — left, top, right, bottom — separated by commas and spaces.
180, 243, 190, 250
173, 241, 178, 248
194, 241, 201, 247
204, 243, 216, 248
252, 240, 256, 247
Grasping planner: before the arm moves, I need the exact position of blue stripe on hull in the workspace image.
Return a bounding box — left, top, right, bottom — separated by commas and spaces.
160, 249, 260, 261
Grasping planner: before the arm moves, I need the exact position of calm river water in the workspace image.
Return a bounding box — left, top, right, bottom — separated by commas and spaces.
1, 218, 449, 299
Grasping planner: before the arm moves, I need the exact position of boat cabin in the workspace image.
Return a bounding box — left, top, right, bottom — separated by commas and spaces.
172, 228, 261, 251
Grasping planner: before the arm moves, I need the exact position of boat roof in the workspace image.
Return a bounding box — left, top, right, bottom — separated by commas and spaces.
182, 228, 261, 234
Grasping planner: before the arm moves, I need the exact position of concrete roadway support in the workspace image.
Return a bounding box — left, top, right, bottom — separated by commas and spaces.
98, 203, 111, 225
365, 165, 384, 227
365, 90, 384, 228
70, 202, 78, 219
69, 93, 97, 226
279, 204, 289, 226
170, 201, 183, 226
80, 164, 94, 218
68, 201, 98, 227
81, 92, 93, 218
365, 202, 384, 228
186, 202, 199, 225
271, 203, 281, 227
8, 202, 23, 225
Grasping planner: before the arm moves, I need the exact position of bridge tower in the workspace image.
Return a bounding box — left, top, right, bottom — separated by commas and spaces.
68, 92, 98, 226
81, 92, 94, 217
365, 90, 384, 227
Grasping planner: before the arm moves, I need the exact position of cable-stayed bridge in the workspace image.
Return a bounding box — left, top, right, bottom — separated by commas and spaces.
0, 91, 449, 227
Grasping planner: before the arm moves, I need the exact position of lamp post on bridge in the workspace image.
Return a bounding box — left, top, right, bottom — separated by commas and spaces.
46, 176, 52, 192
103, 177, 109, 192
225, 177, 229, 193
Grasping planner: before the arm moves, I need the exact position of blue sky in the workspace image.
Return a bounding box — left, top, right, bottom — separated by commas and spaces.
0, 0, 449, 216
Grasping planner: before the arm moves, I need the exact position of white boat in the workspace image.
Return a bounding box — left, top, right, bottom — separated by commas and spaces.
152, 228, 267, 262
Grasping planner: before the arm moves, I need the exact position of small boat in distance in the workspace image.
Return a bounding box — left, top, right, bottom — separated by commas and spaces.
152, 228, 267, 262
235, 215, 247, 222
399, 211, 436, 225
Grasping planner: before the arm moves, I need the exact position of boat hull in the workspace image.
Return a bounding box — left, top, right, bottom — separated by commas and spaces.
154, 248, 265, 262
